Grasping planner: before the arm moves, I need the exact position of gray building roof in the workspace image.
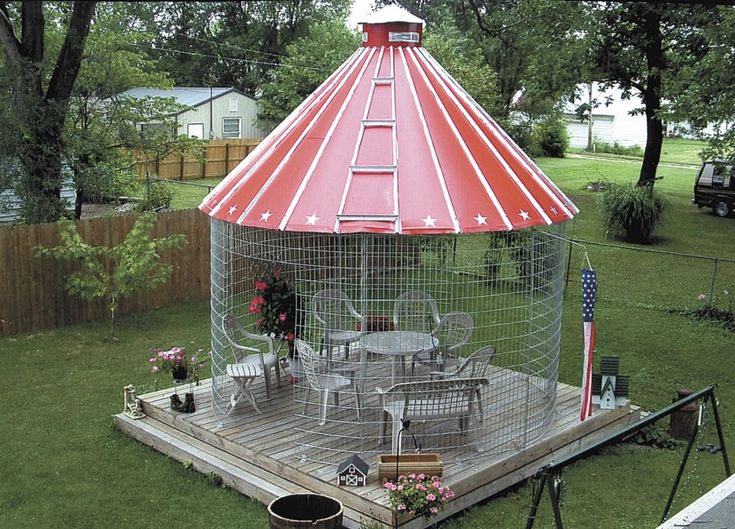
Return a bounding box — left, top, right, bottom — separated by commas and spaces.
119, 87, 250, 112
658, 473, 735, 529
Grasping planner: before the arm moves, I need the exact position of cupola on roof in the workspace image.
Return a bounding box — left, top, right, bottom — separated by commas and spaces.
199, 5, 578, 234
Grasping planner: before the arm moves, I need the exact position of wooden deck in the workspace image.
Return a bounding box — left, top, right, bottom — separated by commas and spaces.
115, 372, 640, 528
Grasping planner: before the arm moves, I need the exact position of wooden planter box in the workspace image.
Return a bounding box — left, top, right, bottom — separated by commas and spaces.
377, 453, 443, 483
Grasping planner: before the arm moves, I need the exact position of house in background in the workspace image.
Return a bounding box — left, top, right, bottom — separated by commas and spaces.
119, 87, 268, 140
563, 83, 648, 149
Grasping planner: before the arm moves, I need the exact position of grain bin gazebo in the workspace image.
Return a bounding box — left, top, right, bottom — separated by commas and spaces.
200, 5, 578, 464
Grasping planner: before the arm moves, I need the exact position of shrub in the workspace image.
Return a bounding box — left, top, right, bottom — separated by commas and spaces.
532, 116, 569, 157
598, 182, 666, 243
137, 179, 174, 212
83, 157, 138, 203
593, 141, 643, 156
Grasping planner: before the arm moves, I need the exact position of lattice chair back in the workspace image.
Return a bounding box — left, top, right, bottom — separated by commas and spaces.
435, 312, 474, 354
312, 289, 362, 331
295, 339, 323, 392
393, 290, 441, 333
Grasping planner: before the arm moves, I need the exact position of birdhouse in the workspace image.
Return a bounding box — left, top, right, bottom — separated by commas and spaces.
592, 356, 630, 409
336, 454, 369, 487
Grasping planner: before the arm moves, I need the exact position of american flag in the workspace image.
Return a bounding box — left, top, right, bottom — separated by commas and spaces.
580, 268, 597, 421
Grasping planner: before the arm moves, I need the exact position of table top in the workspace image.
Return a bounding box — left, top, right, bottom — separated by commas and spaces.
360, 330, 437, 355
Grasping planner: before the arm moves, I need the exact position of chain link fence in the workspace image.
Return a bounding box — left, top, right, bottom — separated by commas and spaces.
565, 239, 735, 311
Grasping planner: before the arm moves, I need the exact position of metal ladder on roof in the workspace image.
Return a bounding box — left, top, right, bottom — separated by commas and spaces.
335, 48, 399, 230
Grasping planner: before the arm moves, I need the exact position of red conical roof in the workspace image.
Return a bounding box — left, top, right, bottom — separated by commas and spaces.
199, 7, 577, 234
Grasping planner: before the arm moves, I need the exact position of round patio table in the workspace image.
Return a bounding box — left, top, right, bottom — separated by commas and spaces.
360, 330, 438, 385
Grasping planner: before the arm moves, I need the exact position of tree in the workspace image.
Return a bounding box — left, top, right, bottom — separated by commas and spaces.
36, 212, 187, 337
587, 3, 716, 187
152, 1, 351, 96
62, 2, 173, 218
258, 20, 360, 127
0, 1, 96, 223
667, 6, 735, 163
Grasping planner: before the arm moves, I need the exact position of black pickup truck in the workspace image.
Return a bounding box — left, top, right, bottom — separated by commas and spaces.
693, 160, 735, 217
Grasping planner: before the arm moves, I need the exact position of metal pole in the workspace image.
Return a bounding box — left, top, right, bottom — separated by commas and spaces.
708, 257, 719, 305
709, 392, 732, 476
661, 419, 700, 523
525, 473, 548, 529
548, 472, 565, 529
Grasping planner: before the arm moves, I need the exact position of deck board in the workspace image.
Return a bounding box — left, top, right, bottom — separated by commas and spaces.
116, 372, 639, 528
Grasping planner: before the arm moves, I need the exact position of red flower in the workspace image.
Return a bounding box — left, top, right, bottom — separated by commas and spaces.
248, 296, 265, 314
278, 313, 287, 322
254, 280, 268, 291
286, 332, 295, 342
273, 269, 281, 279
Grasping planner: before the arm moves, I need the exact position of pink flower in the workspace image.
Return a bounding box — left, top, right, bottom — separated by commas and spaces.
278, 313, 287, 322
427, 493, 436, 502
430, 507, 438, 514
273, 270, 281, 279
416, 484, 425, 491
384, 482, 396, 491
417, 473, 425, 481
191, 355, 197, 363
148, 357, 157, 363
396, 484, 403, 491
255, 280, 268, 291
397, 504, 406, 511
198, 363, 205, 369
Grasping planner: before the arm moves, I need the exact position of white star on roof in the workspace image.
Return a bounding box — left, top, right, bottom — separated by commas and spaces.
228, 205, 237, 216
306, 213, 320, 225
422, 214, 437, 227
260, 210, 272, 222
474, 213, 487, 226
519, 210, 530, 221
549, 206, 559, 215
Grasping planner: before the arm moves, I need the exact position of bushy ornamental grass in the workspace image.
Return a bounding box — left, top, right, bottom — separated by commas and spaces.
598, 182, 666, 243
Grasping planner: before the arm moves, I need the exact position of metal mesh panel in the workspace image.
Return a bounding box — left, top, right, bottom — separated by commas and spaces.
209, 220, 569, 463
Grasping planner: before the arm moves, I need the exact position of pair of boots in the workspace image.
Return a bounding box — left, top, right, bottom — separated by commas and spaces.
170, 392, 195, 413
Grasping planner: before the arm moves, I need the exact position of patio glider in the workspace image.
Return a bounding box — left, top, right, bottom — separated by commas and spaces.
222, 314, 282, 415
312, 289, 364, 362
412, 311, 474, 375
295, 339, 365, 426
376, 377, 488, 453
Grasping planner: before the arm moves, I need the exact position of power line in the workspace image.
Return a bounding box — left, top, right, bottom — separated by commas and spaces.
129, 43, 330, 72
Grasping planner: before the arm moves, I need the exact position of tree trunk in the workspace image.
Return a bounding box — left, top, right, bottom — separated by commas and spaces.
638, 7, 665, 188
18, 102, 67, 223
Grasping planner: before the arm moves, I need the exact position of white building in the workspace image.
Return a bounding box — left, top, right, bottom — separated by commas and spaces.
563, 83, 648, 149
119, 87, 268, 140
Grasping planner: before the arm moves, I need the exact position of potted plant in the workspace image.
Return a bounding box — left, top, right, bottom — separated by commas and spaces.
248, 269, 302, 381
383, 473, 454, 520
148, 346, 209, 412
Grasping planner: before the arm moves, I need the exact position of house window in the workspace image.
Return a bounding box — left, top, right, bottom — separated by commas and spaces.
389, 32, 419, 43
228, 97, 239, 112
222, 117, 241, 139
187, 123, 204, 139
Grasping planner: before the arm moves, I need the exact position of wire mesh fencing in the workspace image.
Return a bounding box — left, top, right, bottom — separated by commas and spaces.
209, 220, 570, 464
565, 239, 735, 312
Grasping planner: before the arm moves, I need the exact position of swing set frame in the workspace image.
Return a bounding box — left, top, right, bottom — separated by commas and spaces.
525, 385, 731, 529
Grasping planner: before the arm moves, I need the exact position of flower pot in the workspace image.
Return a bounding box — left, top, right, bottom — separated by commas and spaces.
172, 364, 188, 384
377, 453, 443, 483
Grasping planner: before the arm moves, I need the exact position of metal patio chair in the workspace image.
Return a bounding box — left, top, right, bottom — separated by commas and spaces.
222, 314, 282, 415
312, 289, 364, 362
411, 311, 474, 375
295, 339, 364, 426
430, 344, 496, 422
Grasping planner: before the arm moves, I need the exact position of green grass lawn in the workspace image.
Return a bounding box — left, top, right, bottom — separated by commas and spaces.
3, 155, 735, 528
569, 137, 708, 166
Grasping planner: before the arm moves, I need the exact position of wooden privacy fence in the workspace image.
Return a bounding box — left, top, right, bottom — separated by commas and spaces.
0, 208, 211, 337
135, 138, 262, 181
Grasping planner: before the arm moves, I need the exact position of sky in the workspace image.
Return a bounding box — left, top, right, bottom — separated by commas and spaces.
347, 0, 376, 29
